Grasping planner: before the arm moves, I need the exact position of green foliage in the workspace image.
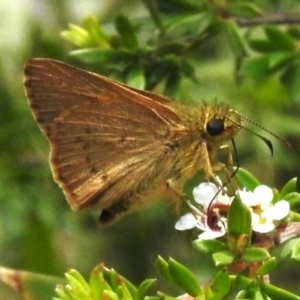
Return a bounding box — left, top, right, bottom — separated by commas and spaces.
54, 265, 158, 300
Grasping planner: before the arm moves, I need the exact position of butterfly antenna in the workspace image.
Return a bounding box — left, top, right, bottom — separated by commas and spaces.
233, 111, 291, 149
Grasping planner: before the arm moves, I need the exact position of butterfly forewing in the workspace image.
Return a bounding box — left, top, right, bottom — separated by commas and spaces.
24, 59, 182, 212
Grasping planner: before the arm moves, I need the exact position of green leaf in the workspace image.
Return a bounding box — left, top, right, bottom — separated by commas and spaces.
227, 194, 252, 240
280, 177, 297, 199
165, 67, 181, 98
291, 240, 300, 261
228, 2, 263, 18
0, 267, 64, 300
156, 291, 177, 300
66, 269, 90, 292
212, 251, 235, 266
222, 20, 247, 58
281, 64, 300, 102
155, 0, 202, 14
235, 168, 260, 191
103, 268, 122, 292
279, 238, 300, 260
231, 275, 253, 291
239, 56, 270, 78
126, 66, 145, 90
241, 247, 271, 263
168, 258, 202, 297
265, 26, 296, 52
70, 48, 132, 65
268, 51, 292, 70
89, 265, 106, 300
82, 15, 110, 48
193, 239, 227, 254
137, 279, 156, 300
180, 59, 197, 82
165, 13, 212, 37
155, 256, 175, 285
248, 39, 275, 53
261, 282, 300, 300
205, 269, 230, 300
114, 14, 139, 50
285, 192, 300, 206
60, 24, 92, 48
287, 27, 300, 40
255, 257, 277, 275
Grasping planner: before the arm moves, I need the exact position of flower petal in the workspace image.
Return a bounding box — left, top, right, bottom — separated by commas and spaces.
253, 222, 275, 233
239, 188, 256, 206
193, 182, 218, 207
197, 230, 225, 240
272, 200, 290, 220
254, 185, 273, 207
175, 213, 197, 230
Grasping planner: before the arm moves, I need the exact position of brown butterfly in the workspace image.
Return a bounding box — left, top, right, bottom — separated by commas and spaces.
24, 58, 246, 224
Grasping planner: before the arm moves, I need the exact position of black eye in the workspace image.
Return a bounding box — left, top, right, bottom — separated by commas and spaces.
206, 118, 224, 136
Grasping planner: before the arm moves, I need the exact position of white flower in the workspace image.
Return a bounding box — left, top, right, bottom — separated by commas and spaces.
239, 185, 290, 233
175, 182, 291, 238
175, 182, 233, 240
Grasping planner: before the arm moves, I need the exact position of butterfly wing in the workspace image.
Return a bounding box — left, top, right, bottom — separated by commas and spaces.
24, 59, 182, 214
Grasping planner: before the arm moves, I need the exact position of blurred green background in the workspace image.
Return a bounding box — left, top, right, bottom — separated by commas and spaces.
1, 0, 300, 298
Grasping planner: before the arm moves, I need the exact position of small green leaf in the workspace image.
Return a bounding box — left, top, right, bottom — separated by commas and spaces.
89, 265, 106, 300
103, 268, 120, 292
165, 67, 181, 98
241, 247, 270, 263
256, 257, 277, 275
285, 192, 300, 207
155, 0, 202, 14
137, 279, 156, 300
193, 239, 227, 254
261, 282, 300, 300
281, 64, 300, 102
231, 274, 253, 291
248, 39, 275, 53
70, 48, 131, 65
114, 14, 139, 50
103, 290, 119, 300
144, 297, 161, 300
66, 270, 89, 292
212, 251, 235, 266
60, 24, 92, 47
205, 269, 230, 300
279, 238, 299, 260
168, 258, 202, 297
239, 56, 270, 78
227, 194, 252, 239
165, 13, 212, 37
235, 168, 260, 191
291, 240, 300, 261
156, 291, 177, 300
126, 66, 145, 89
228, 2, 263, 18
288, 27, 300, 40
118, 281, 135, 300
82, 15, 110, 47
155, 256, 175, 285
0, 267, 64, 300
181, 59, 197, 82
280, 178, 297, 199
118, 275, 136, 299
222, 20, 247, 58
265, 26, 296, 52
268, 51, 292, 69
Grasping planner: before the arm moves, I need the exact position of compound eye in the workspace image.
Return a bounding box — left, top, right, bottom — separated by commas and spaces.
206, 118, 225, 136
